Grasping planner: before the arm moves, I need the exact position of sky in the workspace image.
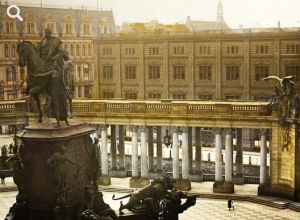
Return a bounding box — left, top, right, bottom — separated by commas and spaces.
5, 0, 300, 28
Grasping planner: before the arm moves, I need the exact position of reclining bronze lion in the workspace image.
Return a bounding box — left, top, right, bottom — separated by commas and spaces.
112, 174, 175, 215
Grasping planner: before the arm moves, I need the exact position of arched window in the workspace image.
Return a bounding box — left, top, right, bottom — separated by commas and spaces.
82, 44, 86, 56
10, 23, 13, 32
104, 26, 107, 34
11, 44, 15, 57
84, 25, 87, 34
76, 44, 80, 56
70, 44, 74, 56
5, 44, 9, 57
87, 25, 90, 34
83, 63, 90, 80
66, 24, 69, 34
6, 66, 16, 81
6, 22, 9, 33
64, 44, 68, 53
88, 44, 91, 56
27, 23, 31, 33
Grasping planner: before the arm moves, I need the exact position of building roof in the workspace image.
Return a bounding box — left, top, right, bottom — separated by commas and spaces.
186, 16, 229, 31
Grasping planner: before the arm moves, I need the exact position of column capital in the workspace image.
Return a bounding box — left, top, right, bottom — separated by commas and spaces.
260, 129, 266, 136
130, 125, 138, 132
214, 129, 222, 135
181, 127, 188, 133
225, 129, 232, 135
139, 126, 147, 133
99, 124, 107, 131
171, 126, 178, 134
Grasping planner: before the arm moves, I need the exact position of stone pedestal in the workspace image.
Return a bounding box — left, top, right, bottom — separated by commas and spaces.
147, 170, 163, 180
213, 182, 234, 193
174, 179, 191, 191
6, 120, 114, 219
258, 184, 271, 196
109, 167, 127, 178
189, 171, 204, 182
130, 177, 140, 188
98, 175, 111, 186
232, 174, 244, 185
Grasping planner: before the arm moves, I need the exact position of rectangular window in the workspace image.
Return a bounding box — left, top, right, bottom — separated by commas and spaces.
254, 96, 270, 102
255, 66, 269, 81
226, 66, 240, 80
199, 94, 213, 100
200, 46, 211, 54
287, 45, 290, 53
225, 95, 240, 100
173, 66, 185, 80
199, 66, 212, 80
174, 46, 184, 54
173, 94, 186, 99
125, 92, 137, 99
149, 66, 160, 79
103, 66, 113, 79
148, 93, 161, 99
103, 91, 114, 99
285, 66, 300, 79
125, 66, 136, 79
149, 47, 159, 54
296, 45, 300, 53
125, 48, 135, 55
227, 46, 238, 54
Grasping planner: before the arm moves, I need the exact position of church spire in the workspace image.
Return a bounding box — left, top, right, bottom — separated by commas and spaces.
217, 0, 224, 22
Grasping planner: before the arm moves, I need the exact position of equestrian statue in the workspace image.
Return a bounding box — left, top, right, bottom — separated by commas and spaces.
17, 28, 74, 127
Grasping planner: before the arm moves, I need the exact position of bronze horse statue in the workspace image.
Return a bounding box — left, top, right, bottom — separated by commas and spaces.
17, 40, 74, 123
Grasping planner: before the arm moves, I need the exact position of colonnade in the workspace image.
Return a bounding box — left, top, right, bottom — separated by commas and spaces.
95, 124, 269, 192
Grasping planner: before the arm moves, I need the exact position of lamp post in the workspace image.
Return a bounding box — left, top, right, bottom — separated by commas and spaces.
163, 129, 172, 159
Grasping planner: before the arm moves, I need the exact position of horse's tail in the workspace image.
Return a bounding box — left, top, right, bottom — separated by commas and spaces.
112, 194, 132, 200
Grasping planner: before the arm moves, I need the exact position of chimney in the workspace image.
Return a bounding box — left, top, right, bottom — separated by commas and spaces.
239, 24, 243, 29
278, 20, 280, 28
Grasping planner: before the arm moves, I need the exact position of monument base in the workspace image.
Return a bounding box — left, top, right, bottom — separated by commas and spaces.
139, 178, 150, 188
189, 171, 203, 182
130, 177, 140, 188
232, 174, 244, 185
147, 169, 163, 180
98, 175, 111, 186
109, 167, 127, 178
174, 179, 191, 191
213, 181, 234, 193
258, 184, 271, 197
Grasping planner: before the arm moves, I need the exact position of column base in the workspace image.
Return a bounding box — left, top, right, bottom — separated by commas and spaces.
189, 171, 203, 182
258, 184, 271, 196
98, 175, 111, 186
139, 177, 150, 188
147, 169, 163, 180
130, 177, 140, 188
174, 179, 191, 191
232, 174, 244, 185
213, 182, 234, 193
109, 167, 127, 178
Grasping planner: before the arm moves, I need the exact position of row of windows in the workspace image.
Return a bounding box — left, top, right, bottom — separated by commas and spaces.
200, 46, 211, 54
227, 46, 239, 54
149, 47, 159, 54
101, 65, 300, 81
4, 44, 16, 58
5, 66, 25, 81
4, 22, 14, 33
101, 92, 273, 101
64, 44, 92, 56
103, 48, 112, 55
256, 45, 268, 54
125, 48, 135, 55
286, 45, 300, 54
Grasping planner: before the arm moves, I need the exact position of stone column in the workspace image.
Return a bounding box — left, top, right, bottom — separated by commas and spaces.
140, 126, 150, 186
110, 125, 117, 170
225, 130, 233, 182
1, 125, 9, 134
172, 127, 179, 180
181, 127, 191, 190
214, 130, 223, 182
156, 126, 163, 172
130, 126, 139, 188
188, 127, 193, 173
75, 86, 79, 98
260, 130, 267, 185
118, 125, 126, 169
190, 127, 203, 182
233, 128, 244, 184
148, 126, 154, 172
80, 85, 85, 98
99, 125, 111, 185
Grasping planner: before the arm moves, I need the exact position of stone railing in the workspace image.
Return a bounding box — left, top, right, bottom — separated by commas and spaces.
0, 99, 272, 117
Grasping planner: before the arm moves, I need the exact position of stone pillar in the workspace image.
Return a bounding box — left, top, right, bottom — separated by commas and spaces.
110, 125, 117, 170
1, 125, 9, 134
260, 130, 267, 185
188, 127, 193, 173
99, 125, 111, 185
130, 126, 139, 188
75, 86, 79, 98
140, 126, 150, 187
172, 127, 179, 180
214, 130, 223, 182
80, 85, 85, 98
233, 128, 244, 184
181, 127, 191, 190
148, 126, 154, 172
225, 130, 233, 182
156, 126, 163, 172
119, 125, 126, 169
190, 127, 203, 182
